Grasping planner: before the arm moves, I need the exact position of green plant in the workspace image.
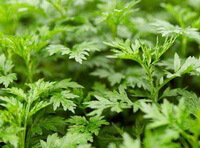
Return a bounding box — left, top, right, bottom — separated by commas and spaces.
0, 0, 200, 148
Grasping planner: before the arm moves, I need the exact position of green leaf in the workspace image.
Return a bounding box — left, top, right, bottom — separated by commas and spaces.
121, 133, 140, 148
160, 87, 178, 100
183, 27, 200, 43
0, 54, 17, 87
55, 79, 83, 89
4, 36, 33, 60
32, 116, 65, 135
69, 42, 100, 64
46, 44, 70, 55
141, 100, 171, 128
0, 96, 23, 112
144, 129, 180, 148
106, 37, 176, 65
5, 87, 27, 101
141, 99, 188, 129
29, 101, 50, 117
152, 20, 182, 37
51, 90, 78, 112
85, 89, 133, 116
108, 133, 140, 148
67, 116, 109, 136
162, 4, 198, 25
0, 126, 22, 148
47, 42, 100, 64
174, 53, 181, 72
0, 54, 14, 74
175, 55, 200, 76
177, 89, 200, 116
124, 67, 150, 90
40, 133, 91, 148
0, 73, 17, 88
91, 68, 125, 86
27, 79, 55, 102
105, 39, 141, 61
98, 0, 140, 34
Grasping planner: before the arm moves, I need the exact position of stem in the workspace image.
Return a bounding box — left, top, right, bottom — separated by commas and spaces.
22, 100, 32, 148
155, 75, 177, 101
49, 1, 65, 17
111, 25, 117, 38
142, 65, 158, 103
19, 130, 25, 148
181, 36, 187, 57
179, 35, 187, 88
25, 56, 33, 83
26, 124, 32, 148
158, 76, 176, 92
175, 124, 196, 148
192, 132, 199, 148
192, 138, 199, 148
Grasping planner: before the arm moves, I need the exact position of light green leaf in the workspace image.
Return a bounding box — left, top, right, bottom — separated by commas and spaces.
174, 53, 181, 72
51, 90, 78, 112
46, 44, 70, 55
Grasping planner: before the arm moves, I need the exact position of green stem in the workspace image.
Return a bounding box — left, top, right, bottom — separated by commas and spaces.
22, 100, 31, 148
19, 130, 25, 148
158, 76, 176, 92
26, 125, 32, 148
25, 56, 33, 83
142, 65, 158, 103
111, 24, 117, 38
49, 1, 65, 17
175, 124, 195, 148
155, 75, 177, 101
191, 132, 199, 148
181, 36, 187, 57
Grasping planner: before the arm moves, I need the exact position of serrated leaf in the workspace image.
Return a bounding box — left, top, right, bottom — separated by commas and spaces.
91, 68, 125, 86
40, 133, 91, 148
51, 91, 78, 112
152, 20, 182, 37
29, 101, 50, 117
174, 53, 181, 72
5, 87, 27, 101
85, 89, 133, 116
69, 42, 99, 64
46, 44, 70, 55
56, 79, 83, 89
0, 73, 17, 88
0, 54, 17, 87
67, 116, 108, 136
32, 116, 65, 135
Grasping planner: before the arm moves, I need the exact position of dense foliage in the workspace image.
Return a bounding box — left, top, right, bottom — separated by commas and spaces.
0, 0, 200, 148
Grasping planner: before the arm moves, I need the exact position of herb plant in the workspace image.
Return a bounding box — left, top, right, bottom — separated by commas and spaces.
0, 0, 200, 148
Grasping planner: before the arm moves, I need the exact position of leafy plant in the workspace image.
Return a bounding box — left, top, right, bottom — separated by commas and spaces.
0, 0, 200, 148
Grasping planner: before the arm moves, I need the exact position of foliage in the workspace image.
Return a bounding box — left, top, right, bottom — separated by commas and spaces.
0, 0, 200, 148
